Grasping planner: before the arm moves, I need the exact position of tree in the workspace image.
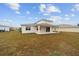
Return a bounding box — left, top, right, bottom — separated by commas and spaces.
77, 24, 79, 26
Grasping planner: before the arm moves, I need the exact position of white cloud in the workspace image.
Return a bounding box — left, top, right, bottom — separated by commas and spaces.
6, 3, 20, 14
26, 11, 30, 15
2, 19, 13, 22
48, 16, 62, 21
64, 17, 70, 20
71, 4, 79, 12
46, 5, 61, 13
7, 3, 20, 10
64, 14, 75, 17
35, 17, 38, 19
71, 14, 75, 17
74, 4, 79, 11
0, 19, 13, 26
71, 8, 75, 12
0, 19, 20, 27
32, 7, 36, 9
65, 14, 69, 17
39, 4, 61, 14
43, 13, 50, 16
39, 4, 46, 12
16, 11, 20, 14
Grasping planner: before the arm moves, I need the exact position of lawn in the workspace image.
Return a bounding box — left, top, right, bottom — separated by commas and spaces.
0, 31, 79, 56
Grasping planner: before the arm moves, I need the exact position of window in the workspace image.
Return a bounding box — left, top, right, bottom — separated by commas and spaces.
26, 27, 30, 30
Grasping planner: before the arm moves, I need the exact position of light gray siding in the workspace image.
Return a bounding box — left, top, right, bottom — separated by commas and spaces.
56, 27, 79, 32
0, 26, 10, 31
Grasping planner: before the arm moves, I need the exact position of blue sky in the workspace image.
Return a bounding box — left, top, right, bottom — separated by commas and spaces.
0, 3, 79, 27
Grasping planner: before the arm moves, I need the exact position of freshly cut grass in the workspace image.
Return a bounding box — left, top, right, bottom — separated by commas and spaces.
0, 31, 79, 56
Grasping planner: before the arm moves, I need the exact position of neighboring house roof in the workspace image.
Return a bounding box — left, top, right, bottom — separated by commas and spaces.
51, 24, 79, 28
0, 25, 9, 27
58, 24, 79, 28
52, 25, 59, 28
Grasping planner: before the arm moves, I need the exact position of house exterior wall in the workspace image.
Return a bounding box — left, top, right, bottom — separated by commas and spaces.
21, 26, 36, 33
4, 27, 10, 31
0, 26, 10, 31
56, 27, 79, 32
21, 25, 79, 34
0, 27, 4, 30
21, 26, 47, 34
21, 25, 54, 34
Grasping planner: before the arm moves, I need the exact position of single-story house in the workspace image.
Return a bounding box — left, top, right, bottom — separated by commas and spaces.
21, 19, 56, 34
0, 25, 10, 32
21, 19, 79, 34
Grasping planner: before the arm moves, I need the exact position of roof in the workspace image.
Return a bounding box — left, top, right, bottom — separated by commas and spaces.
21, 19, 53, 26
21, 23, 35, 26
35, 23, 53, 26
35, 19, 53, 24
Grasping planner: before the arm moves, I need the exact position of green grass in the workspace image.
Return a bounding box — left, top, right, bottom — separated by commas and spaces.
0, 31, 79, 56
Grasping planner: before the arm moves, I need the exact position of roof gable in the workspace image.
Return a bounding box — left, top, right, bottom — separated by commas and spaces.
21, 19, 53, 26
35, 19, 53, 25
35, 19, 53, 23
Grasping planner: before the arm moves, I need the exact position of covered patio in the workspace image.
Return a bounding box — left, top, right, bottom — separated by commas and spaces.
35, 24, 55, 34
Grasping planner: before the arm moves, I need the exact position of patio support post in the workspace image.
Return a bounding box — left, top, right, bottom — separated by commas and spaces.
38, 25, 40, 33
50, 26, 52, 32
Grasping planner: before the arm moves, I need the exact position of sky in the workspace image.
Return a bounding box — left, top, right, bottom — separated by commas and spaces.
0, 3, 79, 27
